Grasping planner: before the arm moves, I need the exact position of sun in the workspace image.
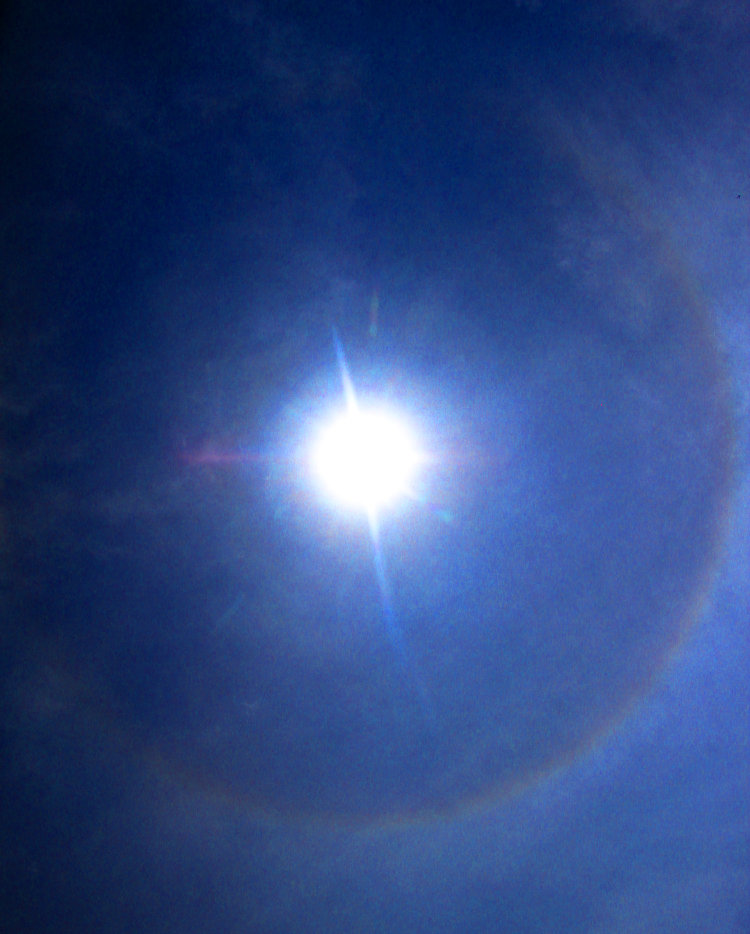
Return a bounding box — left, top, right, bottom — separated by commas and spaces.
311, 405, 421, 514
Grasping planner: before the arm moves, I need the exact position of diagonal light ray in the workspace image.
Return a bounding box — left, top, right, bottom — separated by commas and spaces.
332, 325, 358, 413
367, 506, 437, 729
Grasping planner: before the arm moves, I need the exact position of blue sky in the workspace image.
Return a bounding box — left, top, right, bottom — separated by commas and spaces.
1, 1, 748, 931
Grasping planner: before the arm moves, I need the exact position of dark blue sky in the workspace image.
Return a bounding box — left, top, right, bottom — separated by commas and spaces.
2, 1, 748, 931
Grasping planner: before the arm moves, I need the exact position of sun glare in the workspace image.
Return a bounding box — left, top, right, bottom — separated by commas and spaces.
311, 406, 421, 513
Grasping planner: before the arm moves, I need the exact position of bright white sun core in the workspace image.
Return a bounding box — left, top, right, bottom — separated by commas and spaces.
311, 404, 422, 514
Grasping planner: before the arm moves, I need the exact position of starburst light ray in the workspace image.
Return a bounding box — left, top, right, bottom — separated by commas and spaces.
311, 328, 423, 516
313, 327, 434, 725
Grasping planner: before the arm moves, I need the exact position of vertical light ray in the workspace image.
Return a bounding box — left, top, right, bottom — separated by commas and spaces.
331, 328, 435, 727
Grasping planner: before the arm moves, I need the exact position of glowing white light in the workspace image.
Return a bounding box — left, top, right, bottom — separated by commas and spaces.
312, 406, 421, 512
